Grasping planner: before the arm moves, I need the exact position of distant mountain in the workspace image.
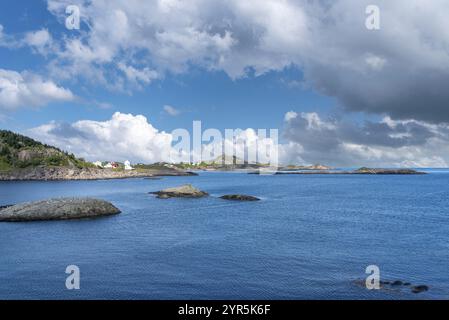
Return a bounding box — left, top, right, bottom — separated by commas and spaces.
280, 164, 332, 170
0, 130, 93, 171
203, 155, 249, 165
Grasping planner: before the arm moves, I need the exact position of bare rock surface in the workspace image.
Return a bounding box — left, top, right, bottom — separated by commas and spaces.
0, 198, 121, 222
150, 184, 208, 199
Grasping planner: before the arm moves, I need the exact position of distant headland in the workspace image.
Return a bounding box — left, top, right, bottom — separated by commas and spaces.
0, 130, 426, 180
0, 130, 194, 181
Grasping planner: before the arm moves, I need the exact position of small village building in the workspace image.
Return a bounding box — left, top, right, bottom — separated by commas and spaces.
124, 160, 134, 170
103, 162, 113, 169
93, 161, 103, 168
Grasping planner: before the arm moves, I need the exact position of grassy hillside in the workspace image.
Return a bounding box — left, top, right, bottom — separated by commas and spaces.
0, 130, 94, 171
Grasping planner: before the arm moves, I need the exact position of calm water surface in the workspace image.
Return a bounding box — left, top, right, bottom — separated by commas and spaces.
0, 171, 448, 299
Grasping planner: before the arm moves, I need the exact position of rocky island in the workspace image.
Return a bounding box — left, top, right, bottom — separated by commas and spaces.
278, 164, 332, 171
0, 198, 121, 222
0, 130, 195, 180
150, 184, 209, 199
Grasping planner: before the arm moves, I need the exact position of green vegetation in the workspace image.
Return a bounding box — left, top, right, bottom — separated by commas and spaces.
134, 162, 170, 170
0, 130, 95, 171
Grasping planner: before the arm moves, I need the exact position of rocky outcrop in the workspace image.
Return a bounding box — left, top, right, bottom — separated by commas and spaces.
17, 148, 60, 162
0, 166, 196, 181
220, 194, 260, 201
150, 184, 208, 199
354, 167, 425, 174
0, 198, 121, 222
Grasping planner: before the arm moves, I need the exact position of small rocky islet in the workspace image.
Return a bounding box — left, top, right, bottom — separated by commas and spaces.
354, 279, 429, 294
150, 184, 209, 199
219, 194, 260, 201
0, 198, 120, 222
149, 184, 260, 201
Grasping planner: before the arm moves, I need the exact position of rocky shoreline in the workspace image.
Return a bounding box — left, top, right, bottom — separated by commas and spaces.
0, 166, 197, 181
249, 168, 426, 175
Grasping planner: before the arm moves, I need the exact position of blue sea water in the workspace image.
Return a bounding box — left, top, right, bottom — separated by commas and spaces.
0, 170, 448, 299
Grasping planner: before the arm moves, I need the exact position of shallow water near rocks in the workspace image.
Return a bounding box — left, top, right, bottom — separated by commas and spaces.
0, 170, 448, 299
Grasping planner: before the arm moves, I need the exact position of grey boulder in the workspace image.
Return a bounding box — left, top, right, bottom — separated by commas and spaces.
150, 184, 208, 199
0, 198, 121, 222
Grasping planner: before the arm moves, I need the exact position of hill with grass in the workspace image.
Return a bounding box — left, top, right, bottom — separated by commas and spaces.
0, 130, 94, 171
0, 130, 195, 180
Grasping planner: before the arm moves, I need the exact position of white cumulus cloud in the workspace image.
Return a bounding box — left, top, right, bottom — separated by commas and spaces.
28, 112, 290, 165
29, 112, 174, 163
0, 69, 74, 110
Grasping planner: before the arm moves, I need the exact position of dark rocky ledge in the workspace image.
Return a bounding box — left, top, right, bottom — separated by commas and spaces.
220, 194, 260, 201
353, 279, 429, 294
0, 198, 121, 222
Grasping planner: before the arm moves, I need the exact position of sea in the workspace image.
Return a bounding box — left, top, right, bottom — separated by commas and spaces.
0, 170, 448, 299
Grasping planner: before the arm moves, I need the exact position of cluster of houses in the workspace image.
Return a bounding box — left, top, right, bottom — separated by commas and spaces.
92, 160, 134, 170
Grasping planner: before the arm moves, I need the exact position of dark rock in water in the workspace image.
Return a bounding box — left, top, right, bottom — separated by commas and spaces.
403, 282, 411, 286
411, 285, 429, 293
219, 194, 260, 201
150, 184, 208, 199
391, 280, 403, 286
0, 198, 120, 222
380, 280, 391, 285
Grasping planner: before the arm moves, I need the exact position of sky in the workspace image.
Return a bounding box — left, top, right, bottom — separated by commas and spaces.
1, 0, 449, 167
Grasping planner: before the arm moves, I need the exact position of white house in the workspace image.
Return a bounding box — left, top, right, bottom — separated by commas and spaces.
92, 161, 103, 168
103, 162, 113, 169
124, 160, 134, 170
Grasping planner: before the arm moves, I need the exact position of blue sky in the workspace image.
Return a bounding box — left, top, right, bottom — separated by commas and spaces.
1, 1, 449, 167
1, 64, 338, 134
0, 1, 338, 133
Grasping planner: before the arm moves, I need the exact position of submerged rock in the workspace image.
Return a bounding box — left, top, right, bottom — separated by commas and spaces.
411, 285, 429, 293
0, 198, 121, 222
150, 184, 208, 199
219, 194, 260, 201
355, 279, 428, 294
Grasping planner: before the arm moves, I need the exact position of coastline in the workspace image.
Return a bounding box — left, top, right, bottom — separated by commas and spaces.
0, 166, 197, 181
249, 168, 427, 175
